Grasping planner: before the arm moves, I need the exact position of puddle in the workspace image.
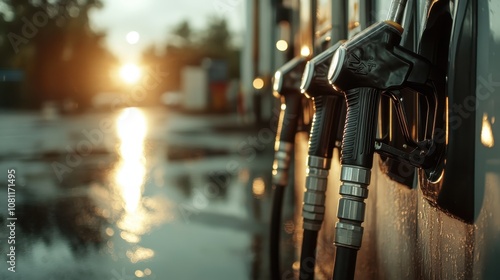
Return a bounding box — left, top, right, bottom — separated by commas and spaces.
0, 108, 279, 280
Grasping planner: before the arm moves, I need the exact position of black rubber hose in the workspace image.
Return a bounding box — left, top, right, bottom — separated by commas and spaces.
299, 229, 319, 280
270, 184, 285, 280
270, 93, 301, 280
332, 247, 358, 280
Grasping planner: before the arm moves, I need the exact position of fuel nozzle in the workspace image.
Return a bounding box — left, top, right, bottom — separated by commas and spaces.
296, 41, 346, 280
271, 56, 306, 189
326, 1, 417, 279
299, 41, 346, 231
270, 56, 306, 280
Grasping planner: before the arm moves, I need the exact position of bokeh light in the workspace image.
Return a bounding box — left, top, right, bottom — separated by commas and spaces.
276, 40, 288, 51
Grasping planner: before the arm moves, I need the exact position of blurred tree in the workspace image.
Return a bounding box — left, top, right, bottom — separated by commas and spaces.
171, 20, 193, 47
202, 16, 231, 56
0, 0, 117, 109
143, 16, 240, 93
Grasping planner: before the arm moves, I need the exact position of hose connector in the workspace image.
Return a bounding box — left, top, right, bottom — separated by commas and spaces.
272, 141, 294, 186
334, 165, 371, 249
302, 155, 331, 231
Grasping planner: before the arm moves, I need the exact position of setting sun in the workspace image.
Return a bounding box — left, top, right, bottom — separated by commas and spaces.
119, 63, 142, 84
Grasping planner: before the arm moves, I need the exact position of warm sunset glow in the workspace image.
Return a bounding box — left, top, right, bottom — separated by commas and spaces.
115, 108, 147, 213
119, 63, 142, 84
112, 109, 172, 247
114, 108, 148, 244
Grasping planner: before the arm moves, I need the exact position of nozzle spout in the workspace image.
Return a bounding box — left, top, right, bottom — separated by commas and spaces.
387, 0, 408, 24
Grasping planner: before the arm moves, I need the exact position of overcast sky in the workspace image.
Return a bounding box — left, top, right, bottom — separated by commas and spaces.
89, 0, 245, 63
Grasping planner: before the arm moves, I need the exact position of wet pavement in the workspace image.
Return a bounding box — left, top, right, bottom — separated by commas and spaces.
0, 107, 296, 280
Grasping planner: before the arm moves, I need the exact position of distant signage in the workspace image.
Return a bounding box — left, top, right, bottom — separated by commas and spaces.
0, 70, 24, 82
202, 59, 228, 82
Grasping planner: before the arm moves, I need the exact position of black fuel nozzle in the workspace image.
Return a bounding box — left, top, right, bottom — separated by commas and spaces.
271, 56, 306, 188
299, 40, 346, 232
302, 40, 346, 99
296, 41, 346, 280
326, 23, 395, 280
328, 20, 435, 92
324, 0, 442, 278
328, 19, 445, 179
270, 56, 306, 280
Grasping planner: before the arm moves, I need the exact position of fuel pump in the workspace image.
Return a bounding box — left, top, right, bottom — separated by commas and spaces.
297, 40, 346, 280
327, 0, 447, 278
270, 56, 306, 280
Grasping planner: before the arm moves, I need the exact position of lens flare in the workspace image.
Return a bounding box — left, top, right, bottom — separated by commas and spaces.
126, 31, 140, 44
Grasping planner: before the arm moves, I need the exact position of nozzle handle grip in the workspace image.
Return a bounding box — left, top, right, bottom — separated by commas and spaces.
277, 94, 302, 144
341, 88, 380, 168
308, 95, 343, 158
